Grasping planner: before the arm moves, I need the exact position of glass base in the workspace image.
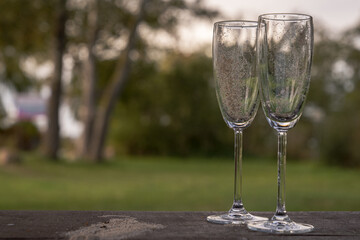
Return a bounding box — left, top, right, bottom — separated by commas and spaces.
207, 212, 268, 225
247, 220, 314, 234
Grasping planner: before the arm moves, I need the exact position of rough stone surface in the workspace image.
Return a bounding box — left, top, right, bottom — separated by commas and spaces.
0, 211, 358, 239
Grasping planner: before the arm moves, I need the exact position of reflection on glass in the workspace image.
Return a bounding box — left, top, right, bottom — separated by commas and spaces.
207, 20, 267, 225
247, 13, 314, 234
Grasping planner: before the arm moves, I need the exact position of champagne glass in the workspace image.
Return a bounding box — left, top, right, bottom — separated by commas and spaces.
207, 20, 267, 225
247, 13, 314, 233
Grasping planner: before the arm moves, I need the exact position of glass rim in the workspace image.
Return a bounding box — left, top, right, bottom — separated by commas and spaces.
214, 20, 258, 28
258, 13, 312, 22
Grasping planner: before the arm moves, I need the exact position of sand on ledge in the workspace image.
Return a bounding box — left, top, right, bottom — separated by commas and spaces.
66, 215, 165, 240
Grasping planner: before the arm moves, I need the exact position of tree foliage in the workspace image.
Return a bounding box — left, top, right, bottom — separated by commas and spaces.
109, 51, 232, 156
71, 0, 219, 161
106, 22, 360, 167
0, 0, 54, 91
1, 0, 360, 167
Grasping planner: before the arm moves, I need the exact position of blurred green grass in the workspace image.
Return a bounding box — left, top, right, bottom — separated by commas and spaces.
0, 154, 359, 211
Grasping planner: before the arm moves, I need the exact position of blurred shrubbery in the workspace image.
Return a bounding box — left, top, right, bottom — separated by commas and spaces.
0, 121, 41, 151
106, 24, 360, 167
109, 51, 233, 157
0, 0, 359, 167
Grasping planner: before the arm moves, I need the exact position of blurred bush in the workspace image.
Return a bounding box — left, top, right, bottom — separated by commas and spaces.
0, 0, 359, 167
0, 121, 41, 151
106, 23, 360, 167
109, 51, 233, 157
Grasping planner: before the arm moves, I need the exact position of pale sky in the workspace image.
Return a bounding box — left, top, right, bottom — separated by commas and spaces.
206, 0, 360, 32
179, 0, 360, 51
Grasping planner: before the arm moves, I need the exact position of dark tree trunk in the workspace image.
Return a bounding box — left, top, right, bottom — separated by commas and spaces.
87, 0, 147, 161
80, 0, 99, 158
43, 0, 67, 160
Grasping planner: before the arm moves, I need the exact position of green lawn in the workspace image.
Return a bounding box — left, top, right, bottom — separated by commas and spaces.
0, 155, 359, 211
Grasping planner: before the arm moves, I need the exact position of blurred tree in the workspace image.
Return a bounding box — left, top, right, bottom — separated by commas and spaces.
73, 0, 219, 161
79, 0, 99, 157
3, 0, 360, 167
104, 22, 360, 163
0, 0, 61, 159
0, 0, 54, 90
109, 51, 232, 156
318, 22, 360, 167
86, 0, 147, 161
43, 0, 68, 160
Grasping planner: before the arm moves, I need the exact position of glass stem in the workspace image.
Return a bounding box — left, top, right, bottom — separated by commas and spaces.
273, 131, 290, 221
230, 128, 246, 214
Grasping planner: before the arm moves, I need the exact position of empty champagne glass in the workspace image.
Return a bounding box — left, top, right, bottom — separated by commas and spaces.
247, 13, 314, 233
207, 20, 267, 225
